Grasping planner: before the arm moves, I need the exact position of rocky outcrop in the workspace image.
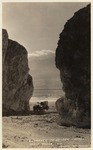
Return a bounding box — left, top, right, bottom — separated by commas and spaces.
55, 5, 90, 128
2, 29, 33, 115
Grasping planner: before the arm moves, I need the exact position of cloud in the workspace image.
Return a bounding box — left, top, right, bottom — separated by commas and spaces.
28, 50, 54, 57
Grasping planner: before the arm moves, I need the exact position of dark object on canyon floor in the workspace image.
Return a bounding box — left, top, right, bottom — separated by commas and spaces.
33, 101, 49, 113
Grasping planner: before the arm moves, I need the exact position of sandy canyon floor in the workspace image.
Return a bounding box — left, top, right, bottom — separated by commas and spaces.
2, 100, 91, 148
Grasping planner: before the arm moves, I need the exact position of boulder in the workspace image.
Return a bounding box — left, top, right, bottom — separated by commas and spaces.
2, 29, 33, 115
55, 5, 90, 128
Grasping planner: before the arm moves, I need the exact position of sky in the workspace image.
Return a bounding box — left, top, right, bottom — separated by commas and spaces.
2, 2, 89, 53
2, 2, 89, 92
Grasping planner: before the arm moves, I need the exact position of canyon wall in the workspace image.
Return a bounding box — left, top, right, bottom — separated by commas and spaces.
55, 5, 90, 128
2, 29, 33, 115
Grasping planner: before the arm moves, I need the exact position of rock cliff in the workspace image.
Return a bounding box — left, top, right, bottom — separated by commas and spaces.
55, 5, 90, 128
2, 29, 33, 115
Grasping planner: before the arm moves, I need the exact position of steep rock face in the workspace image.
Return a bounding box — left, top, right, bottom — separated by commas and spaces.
55, 5, 90, 128
2, 29, 8, 64
2, 29, 33, 115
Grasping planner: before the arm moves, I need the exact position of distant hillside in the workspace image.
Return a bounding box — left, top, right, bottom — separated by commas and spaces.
33, 89, 64, 98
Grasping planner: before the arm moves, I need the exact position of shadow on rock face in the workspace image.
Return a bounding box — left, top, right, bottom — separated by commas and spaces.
55, 97, 91, 129
55, 5, 91, 128
2, 29, 34, 116
3, 108, 31, 116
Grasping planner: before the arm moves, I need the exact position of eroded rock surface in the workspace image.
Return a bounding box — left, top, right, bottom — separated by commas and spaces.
55, 5, 90, 128
2, 29, 33, 115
